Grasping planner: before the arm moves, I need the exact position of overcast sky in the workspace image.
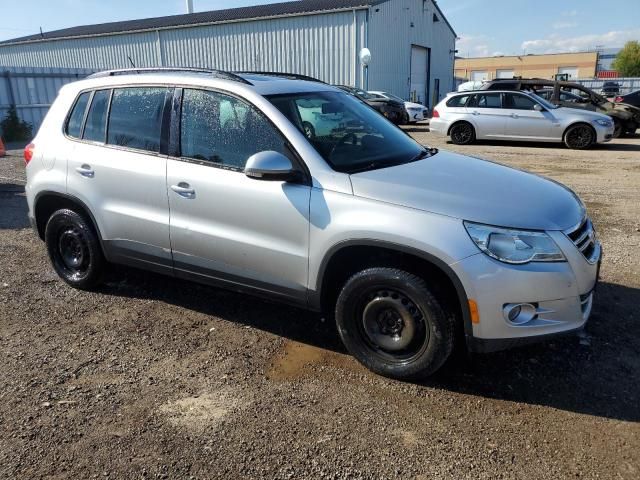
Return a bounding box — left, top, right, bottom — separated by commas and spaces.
1, 0, 639, 57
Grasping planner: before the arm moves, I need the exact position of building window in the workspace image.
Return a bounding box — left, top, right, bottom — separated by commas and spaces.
558, 66, 579, 80
496, 69, 514, 79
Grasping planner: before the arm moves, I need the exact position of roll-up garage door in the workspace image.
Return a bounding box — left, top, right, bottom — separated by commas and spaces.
410, 45, 428, 105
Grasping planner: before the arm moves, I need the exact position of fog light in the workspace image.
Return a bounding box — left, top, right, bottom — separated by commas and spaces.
507, 305, 521, 322
503, 303, 537, 325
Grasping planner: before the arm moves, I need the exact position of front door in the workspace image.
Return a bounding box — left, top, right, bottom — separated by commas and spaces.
166, 88, 311, 304
502, 92, 552, 140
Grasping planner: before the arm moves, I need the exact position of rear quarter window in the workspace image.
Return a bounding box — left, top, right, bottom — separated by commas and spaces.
446, 95, 470, 107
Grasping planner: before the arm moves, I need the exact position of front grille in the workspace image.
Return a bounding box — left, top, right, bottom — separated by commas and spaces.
565, 217, 599, 263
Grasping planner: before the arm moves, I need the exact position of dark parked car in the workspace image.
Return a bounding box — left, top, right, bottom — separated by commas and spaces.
336, 85, 406, 124
481, 78, 640, 137
601, 81, 620, 96
614, 89, 640, 108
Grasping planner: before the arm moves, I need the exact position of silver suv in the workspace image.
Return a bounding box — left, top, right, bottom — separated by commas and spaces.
25, 68, 601, 379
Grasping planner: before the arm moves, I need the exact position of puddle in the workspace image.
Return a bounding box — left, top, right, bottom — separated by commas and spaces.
159, 389, 243, 433
266, 340, 360, 381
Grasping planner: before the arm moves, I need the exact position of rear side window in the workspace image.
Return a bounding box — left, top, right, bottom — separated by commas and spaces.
180, 88, 289, 169
446, 95, 470, 107
83, 90, 110, 143
107, 87, 168, 153
66, 92, 90, 138
475, 93, 502, 108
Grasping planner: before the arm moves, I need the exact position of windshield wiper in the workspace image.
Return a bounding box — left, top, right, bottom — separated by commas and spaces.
348, 148, 436, 174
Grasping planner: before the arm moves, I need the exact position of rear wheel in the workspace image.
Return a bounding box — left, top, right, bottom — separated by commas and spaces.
335, 268, 454, 379
564, 124, 595, 149
45, 209, 105, 290
449, 122, 475, 145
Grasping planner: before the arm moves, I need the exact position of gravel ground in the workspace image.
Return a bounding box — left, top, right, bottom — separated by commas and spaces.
1, 131, 639, 479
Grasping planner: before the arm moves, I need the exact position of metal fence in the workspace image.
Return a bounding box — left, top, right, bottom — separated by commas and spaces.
0, 67, 93, 137
574, 77, 640, 96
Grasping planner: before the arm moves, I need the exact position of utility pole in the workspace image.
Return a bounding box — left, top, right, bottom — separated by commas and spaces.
185, 0, 194, 14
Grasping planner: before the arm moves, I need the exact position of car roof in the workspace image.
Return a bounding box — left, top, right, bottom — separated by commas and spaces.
68, 70, 337, 97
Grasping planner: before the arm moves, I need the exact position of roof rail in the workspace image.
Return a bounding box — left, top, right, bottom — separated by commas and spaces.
236, 71, 326, 83
87, 67, 252, 85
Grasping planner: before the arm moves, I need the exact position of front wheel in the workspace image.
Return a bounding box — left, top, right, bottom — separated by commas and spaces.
449, 122, 475, 145
45, 209, 105, 290
564, 124, 595, 149
335, 268, 454, 379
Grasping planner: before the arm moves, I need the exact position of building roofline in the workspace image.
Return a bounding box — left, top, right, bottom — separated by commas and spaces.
455, 51, 599, 61
0, 0, 379, 47
432, 1, 457, 37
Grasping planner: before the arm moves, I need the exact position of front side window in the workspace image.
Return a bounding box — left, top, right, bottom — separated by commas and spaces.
107, 87, 168, 152
66, 92, 90, 138
180, 89, 288, 169
268, 91, 426, 173
83, 90, 110, 143
505, 93, 537, 110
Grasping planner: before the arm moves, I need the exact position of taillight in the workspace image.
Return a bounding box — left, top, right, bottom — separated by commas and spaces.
614, 96, 623, 103
24, 143, 35, 165
432, 109, 440, 118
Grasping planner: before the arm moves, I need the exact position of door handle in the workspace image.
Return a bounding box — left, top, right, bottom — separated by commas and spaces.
471, 110, 479, 115
75, 164, 94, 178
511, 113, 519, 118
171, 182, 195, 198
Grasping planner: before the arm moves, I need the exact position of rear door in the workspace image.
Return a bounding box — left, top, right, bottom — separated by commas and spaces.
66, 86, 172, 271
467, 93, 508, 138
502, 92, 552, 140
166, 88, 311, 303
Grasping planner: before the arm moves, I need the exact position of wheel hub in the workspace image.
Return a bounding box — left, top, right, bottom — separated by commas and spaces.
362, 291, 421, 352
58, 228, 86, 270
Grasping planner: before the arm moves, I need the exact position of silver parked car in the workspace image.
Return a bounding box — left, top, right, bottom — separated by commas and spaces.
430, 90, 614, 149
25, 69, 601, 379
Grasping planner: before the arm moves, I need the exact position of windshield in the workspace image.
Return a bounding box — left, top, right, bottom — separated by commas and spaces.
267, 91, 427, 173
529, 93, 558, 110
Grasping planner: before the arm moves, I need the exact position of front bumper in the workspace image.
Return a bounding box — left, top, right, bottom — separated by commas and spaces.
595, 123, 615, 143
450, 229, 601, 352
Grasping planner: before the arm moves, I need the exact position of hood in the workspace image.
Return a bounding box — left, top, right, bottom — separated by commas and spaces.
557, 107, 613, 122
404, 101, 425, 109
350, 150, 584, 231
368, 98, 404, 108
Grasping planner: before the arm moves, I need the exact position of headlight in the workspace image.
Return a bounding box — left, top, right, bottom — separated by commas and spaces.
594, 119, 612, 127
464, 221, 565, 264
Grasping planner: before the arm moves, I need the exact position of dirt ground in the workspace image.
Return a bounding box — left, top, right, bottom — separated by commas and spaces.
1, 130, 639, 479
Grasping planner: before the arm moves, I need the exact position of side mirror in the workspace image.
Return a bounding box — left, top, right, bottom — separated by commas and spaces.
533, 104, 544, 111
244, 151, 299, 182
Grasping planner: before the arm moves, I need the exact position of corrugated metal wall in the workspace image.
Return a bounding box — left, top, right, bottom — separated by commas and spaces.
0, 67, 93, 134
367, 0, 455, 107
0, 10, 367, 86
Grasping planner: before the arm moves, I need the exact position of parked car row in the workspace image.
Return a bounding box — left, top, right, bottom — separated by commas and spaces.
336, 85, 429, 125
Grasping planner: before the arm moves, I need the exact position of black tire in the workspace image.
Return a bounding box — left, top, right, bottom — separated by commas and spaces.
45, 209, 105, 290
612, 118, 622, 138
564, 124, 595, 150
335, 268, 454, 379
449, 122, 475, 145
302, 121, 316, 139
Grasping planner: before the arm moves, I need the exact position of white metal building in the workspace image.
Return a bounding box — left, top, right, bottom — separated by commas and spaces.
0, 0, 456, 129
